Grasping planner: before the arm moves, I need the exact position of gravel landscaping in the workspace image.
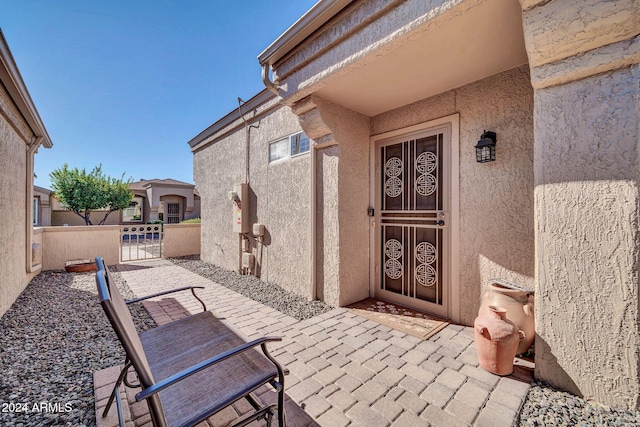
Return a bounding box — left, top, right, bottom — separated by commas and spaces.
518, 380, 640, 426
0, 270, 155, 427
169, 255, 333, 320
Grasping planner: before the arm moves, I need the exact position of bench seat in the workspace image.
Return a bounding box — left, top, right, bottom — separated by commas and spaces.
94, 256, 286, 427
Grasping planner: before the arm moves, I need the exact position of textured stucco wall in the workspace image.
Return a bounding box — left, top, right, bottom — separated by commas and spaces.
316, 145, 341, 305
322, 102, 371, 306
41, 226, 120, 270
534, 66, 640, 410
521, 0, 639, 67
292, 95, 371, 307
164, 224, 201, 257
372, 66, 535, 325
519, 0, 640, 410
0, 84, 33, 317
193, 103, 312, 298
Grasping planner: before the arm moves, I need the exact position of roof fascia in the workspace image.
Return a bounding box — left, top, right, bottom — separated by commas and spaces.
257, 0, 354, 66
0, 29, 52, 148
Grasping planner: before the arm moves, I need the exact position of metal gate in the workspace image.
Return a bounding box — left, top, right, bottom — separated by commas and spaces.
375, 126, 450, 317
120, 225, 163, 261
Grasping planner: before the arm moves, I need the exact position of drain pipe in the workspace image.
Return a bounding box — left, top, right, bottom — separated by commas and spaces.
262, 65, 279, 96
26, 136, 43, 273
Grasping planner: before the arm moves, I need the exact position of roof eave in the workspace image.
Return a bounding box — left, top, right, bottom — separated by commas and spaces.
187, 88, 276, 150
257, 0, 354, 67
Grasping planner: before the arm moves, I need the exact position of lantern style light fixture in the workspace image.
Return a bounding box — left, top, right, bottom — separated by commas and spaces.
475, 130, 497, 163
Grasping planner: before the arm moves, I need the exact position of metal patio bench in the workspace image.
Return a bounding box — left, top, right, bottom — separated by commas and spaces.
95, 256, 287, 427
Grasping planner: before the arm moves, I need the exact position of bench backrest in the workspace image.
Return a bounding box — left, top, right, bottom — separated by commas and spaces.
95, 257, 167, 426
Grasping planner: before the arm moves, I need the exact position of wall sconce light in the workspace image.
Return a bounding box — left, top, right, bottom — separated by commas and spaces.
475, 130, 497, 163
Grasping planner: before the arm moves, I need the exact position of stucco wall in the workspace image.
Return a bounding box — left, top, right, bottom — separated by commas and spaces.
372, 66, 535, 325
51, 209, 120, 226
0, 83, 33, 317
194, 103, 312, 298
164, 223, 201, 257
306, 98, 371, 307
534, 66, 640, 410
41, 226, 120, 270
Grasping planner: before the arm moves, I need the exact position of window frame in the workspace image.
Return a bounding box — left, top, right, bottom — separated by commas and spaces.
268, 131, 310, 164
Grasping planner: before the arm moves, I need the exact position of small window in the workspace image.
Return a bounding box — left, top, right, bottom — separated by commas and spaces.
291, 132, 310, 156
123, 196, 143, 222
269, 138, 289, 163
269, 131, 309, 163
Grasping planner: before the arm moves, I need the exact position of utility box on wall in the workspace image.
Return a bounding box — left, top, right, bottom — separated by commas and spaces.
230, 183, 249, 234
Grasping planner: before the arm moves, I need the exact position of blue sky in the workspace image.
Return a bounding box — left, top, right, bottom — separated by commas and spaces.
0, 0, 317, 189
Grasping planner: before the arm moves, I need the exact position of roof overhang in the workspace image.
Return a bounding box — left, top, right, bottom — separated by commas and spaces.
258, 0, 354, 67
0, 29, 52, 148
259, 0, 529, 117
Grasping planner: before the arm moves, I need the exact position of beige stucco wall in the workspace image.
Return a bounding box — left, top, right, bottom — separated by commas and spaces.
164, 223, 201, 257
519, 0, 640, 410
294, 96, 371, 307
51, 209, 120, 226
372, 66, 535, 325
0, 82, 35, 317
194, 101, 312, 298
533, 66, 640, 409
41, 226, 120, 270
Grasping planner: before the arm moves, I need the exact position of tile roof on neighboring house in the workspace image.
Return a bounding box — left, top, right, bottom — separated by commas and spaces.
129, 179, 196, 191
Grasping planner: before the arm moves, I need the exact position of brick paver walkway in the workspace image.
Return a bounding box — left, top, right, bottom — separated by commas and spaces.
94, 260, 532, 427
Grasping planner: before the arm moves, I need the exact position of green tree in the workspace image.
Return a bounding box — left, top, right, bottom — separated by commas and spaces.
50, 164, 133, 225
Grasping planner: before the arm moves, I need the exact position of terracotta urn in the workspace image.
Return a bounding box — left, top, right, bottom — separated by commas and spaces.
474, 305, 524, 376
479, 281, 534, 354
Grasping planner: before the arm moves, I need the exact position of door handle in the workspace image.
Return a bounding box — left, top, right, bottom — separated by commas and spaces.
436, 220, 445, 226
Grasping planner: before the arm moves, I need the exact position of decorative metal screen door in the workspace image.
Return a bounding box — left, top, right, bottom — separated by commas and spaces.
375, 126, 450, 317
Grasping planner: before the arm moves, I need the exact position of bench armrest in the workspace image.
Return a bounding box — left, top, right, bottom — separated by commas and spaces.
135, 336, 283, 401
126, 286, 207, 311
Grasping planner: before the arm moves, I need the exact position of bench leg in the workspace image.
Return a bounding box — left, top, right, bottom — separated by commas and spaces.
103, 362, 131, 427
277, 386, 286, 427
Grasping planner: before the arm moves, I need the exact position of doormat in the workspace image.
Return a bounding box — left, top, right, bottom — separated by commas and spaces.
347, 298, 449, 340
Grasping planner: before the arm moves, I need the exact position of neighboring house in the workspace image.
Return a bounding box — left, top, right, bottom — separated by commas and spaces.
189, 0, 640, 411
0, 30, 53, 317
49, 178, 200, 226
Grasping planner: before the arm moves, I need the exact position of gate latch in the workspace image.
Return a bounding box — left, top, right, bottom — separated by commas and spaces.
367, 208, 375, 217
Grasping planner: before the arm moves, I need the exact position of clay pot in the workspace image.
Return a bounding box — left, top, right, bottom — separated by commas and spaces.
479, 282, 534, 354
65, 260, 97, 273
474, 305, 524, 376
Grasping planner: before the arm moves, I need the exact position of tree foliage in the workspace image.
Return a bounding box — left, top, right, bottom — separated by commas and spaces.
50, 164, 133, 225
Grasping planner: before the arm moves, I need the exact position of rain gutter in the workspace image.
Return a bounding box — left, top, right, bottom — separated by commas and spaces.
258, 0, 354, 94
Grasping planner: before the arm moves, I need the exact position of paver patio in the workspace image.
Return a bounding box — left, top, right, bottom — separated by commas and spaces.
94, 259, 532, 427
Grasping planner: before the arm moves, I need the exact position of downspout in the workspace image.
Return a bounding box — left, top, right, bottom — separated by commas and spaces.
261, 65, 280, 96
237, 97, 251, 185
26, 136, 43, 274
